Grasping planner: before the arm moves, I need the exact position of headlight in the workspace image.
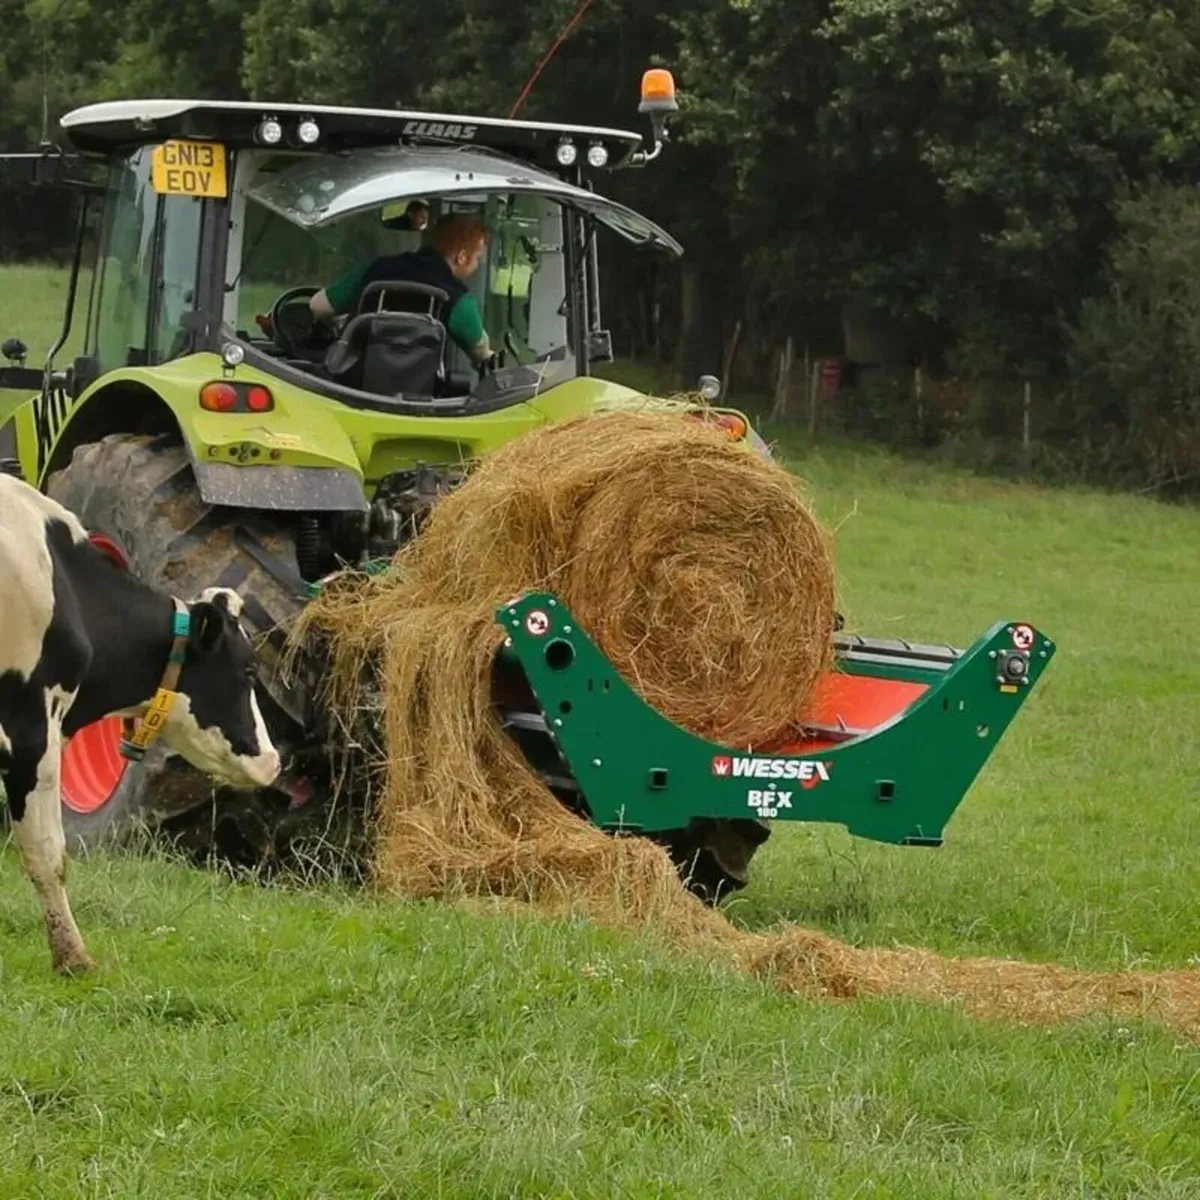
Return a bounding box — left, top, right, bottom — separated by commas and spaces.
256, 118, 283, 145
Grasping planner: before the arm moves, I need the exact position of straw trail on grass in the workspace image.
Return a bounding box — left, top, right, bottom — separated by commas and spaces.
294, 404, 1200, 1041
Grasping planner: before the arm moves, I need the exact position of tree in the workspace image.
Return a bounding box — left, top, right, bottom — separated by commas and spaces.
673, 0, 1200, 378
1065, 183, 1200, 492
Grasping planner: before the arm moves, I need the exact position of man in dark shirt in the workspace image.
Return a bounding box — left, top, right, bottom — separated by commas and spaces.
381, 198, 429, 232
309, 213, 492, 363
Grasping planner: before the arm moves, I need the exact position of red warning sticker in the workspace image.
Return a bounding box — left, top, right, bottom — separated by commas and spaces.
1011, 624, 1035, 651
524, 609, 551, 637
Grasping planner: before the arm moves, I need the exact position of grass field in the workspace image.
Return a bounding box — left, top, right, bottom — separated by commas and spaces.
2, 262, 1200, 1196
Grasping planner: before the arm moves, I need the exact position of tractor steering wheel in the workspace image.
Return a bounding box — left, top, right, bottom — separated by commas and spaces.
269, 286, 336, 359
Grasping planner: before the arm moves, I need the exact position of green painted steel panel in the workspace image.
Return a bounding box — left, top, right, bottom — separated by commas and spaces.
497, 592, 1055, 847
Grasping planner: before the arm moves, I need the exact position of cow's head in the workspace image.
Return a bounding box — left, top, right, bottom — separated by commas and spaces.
156, 587, 281, 789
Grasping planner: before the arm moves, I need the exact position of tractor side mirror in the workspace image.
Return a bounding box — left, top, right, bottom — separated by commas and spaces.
587, 329, 613, 364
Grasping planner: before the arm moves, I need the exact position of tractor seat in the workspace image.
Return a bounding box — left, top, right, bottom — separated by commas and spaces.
323, 279, 454, 397
349, 278, 480, 397
356, 279, 448, 319
323, 310, 446, 398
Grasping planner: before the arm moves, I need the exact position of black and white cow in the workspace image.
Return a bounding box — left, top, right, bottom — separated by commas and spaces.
0, 473, 280, 973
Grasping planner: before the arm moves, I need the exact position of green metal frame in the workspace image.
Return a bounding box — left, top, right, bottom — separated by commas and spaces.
496, 592, 1056, 847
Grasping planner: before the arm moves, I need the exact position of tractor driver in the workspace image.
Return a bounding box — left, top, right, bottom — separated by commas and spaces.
308, 212, 493, 365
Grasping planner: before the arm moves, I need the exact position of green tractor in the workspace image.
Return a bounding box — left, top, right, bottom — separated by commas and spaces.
0, 78, 1055, 902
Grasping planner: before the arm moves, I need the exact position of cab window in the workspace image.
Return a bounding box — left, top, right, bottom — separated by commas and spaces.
85, 146, 204, 370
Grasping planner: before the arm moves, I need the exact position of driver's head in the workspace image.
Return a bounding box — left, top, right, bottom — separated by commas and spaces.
406, 200, 430, 231
431, 214, 489, 281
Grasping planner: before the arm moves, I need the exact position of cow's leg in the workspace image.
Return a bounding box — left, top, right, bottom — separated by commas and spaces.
7, 695, 92, 973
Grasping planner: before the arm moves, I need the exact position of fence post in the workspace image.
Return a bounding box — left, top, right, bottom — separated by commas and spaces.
784, 336, 794, 414
808, 352, 819, 436
914, 365, 924, 440
771, 336, 794, 419
803, 343, 812, 431
720, 318, 742, 402
1022, 379, 1032, 474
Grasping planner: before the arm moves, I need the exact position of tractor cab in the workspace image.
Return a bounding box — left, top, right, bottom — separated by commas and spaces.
226, 138, 680, 405
5, 76, 683, 423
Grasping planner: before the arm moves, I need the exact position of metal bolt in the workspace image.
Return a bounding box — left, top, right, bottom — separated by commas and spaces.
554, 718, 563, 727
989, 650, 997, 659
592, 758, 603, 768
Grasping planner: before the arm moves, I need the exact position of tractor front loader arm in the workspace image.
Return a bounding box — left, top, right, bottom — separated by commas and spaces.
496, 592, 1056, 847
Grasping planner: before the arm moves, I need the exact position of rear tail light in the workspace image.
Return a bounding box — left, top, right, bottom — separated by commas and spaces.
713, 413, 747, 439
200, 382, 238, 412
685, 409, 749, 440
246, 385, 273, 412
199, 381, 275, 413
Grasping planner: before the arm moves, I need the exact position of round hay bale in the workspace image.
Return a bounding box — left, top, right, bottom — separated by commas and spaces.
298, 406, 837, 918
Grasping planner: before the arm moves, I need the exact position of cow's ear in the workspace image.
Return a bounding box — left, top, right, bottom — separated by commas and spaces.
187, 601, 227, 657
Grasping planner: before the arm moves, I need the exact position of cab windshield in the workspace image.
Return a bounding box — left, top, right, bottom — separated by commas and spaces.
223, 149, 574, 395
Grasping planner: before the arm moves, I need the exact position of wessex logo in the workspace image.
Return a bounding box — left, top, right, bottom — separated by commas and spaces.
711, 755, 832, 787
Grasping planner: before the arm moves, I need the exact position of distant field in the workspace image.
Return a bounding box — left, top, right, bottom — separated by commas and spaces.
0, 262, 83, 357
2, 259, 1200, 1196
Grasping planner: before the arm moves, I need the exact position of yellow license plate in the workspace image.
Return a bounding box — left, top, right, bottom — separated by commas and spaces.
151, 140, 227, 198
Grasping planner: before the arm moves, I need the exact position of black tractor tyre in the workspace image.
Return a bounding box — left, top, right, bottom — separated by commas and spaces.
44, 432, 350, 864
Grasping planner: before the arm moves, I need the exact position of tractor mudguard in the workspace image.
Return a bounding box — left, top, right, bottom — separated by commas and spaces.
189, 457, 365, 512
17, 354, 367, 508
497, 592, 1056, 846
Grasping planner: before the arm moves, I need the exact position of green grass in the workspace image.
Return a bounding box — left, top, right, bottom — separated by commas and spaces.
4, 856, 1200, 1199
0, 260, 91, 431
0, 262, 86, 365
2, 264, 1200, 1195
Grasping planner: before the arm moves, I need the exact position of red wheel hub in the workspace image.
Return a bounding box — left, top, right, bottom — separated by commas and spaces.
61, 533, 132, 815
